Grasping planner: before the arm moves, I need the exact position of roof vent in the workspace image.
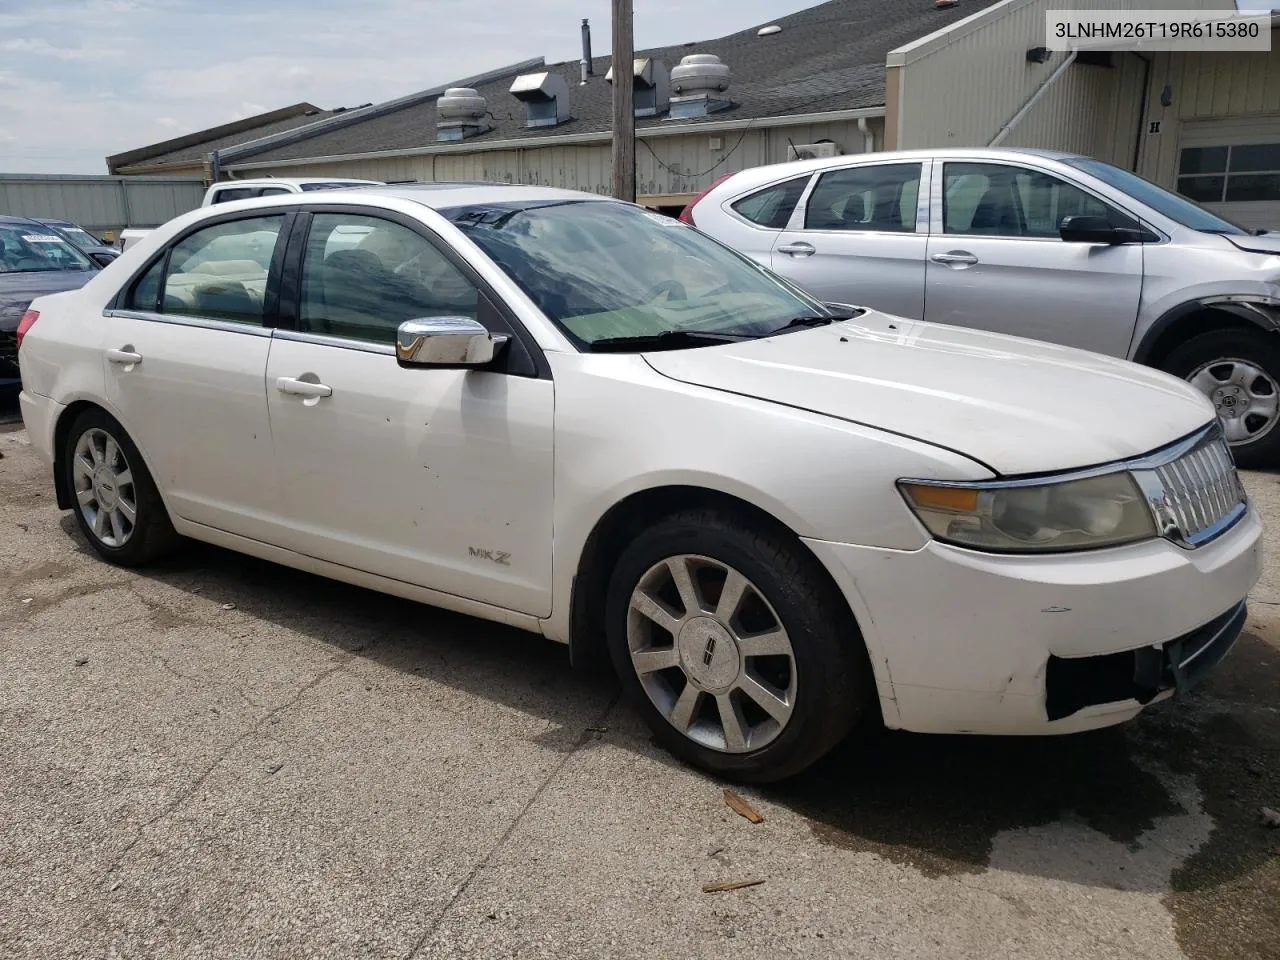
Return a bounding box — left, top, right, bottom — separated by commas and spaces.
757, 24, 781, 36
668, 54, 732, 120
436, 87, 491, 142
606, 57, 670, 117
510, 72, 571, 128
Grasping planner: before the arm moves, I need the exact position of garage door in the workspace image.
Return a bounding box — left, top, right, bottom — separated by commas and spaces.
1178, 117, 1280, 232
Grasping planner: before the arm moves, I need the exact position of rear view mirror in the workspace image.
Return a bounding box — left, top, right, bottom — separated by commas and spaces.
1059, 216, 1142, 245
89, 251, 119, 267
396, 317, 509, 368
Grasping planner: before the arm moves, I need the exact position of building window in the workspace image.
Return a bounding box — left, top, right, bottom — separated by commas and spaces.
1178, 144, 1280, 203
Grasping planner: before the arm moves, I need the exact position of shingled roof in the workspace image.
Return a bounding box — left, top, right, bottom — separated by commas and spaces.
225, 0, 1004, 166
106, 103, 338, 174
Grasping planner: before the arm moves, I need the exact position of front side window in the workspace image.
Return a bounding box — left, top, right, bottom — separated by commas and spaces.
0, 223, 95, 273
298, 213, 478, 344
804, 163, 921, 233
442, 200, 828, 350
731, 175, 811, 228
159, 215, 284, 323
943, 162, 1116, 238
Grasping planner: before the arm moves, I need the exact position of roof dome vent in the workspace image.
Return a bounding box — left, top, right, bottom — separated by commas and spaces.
436, 88, 491, 141
668, 54, 732, 119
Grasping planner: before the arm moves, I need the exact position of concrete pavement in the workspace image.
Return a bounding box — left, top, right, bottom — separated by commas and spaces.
1, 409, 1276, 960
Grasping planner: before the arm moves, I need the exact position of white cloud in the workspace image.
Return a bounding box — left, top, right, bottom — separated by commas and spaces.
0, 0, 790, 175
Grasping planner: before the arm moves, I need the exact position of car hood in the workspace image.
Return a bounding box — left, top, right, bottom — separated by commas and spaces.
0, 271, 94, 331
1224, 232, 1280, 256
642, 313, 1216, 476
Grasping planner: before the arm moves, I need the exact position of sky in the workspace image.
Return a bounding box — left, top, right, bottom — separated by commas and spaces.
0, 0, 801, 175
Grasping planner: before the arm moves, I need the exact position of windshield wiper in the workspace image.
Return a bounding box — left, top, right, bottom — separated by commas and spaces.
768, 307, 861, 334
588, 330, 752, 353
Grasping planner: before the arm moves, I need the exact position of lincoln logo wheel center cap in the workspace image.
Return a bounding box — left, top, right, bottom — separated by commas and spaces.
677, 617, 740, 693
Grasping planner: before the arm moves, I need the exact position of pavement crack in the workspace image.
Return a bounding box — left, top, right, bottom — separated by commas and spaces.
401, 694, 620, 960
107, 663, 344, 870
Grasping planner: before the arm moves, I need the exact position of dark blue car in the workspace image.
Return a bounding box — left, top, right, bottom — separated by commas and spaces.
1, 215, 101, 389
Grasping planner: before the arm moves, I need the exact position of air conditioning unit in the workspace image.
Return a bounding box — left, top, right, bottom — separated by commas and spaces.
787, 141, 840, 160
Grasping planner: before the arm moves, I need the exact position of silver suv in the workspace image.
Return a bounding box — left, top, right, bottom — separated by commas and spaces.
684, 148, 1280, 467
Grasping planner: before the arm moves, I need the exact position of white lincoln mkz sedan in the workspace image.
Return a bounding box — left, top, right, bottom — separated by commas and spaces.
16, 184, 1263, 781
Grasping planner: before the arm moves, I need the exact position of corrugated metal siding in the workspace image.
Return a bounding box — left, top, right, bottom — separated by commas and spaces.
0, 174, 204, 233
894, 0, 1232, 161
1138, 44, 1280, 188
233, 119, 877, 200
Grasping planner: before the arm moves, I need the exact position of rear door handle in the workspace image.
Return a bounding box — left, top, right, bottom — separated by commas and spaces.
106, 348, 142, 365
276, 377, 332, 399
931, 251, 979, 266
777, 241, 816, 257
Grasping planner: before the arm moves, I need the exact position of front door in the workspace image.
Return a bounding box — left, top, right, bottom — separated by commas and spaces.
923, 160, 1143, 357
101, 213, 287, 536
264, 211, 555, 616
770, 161, 928, 318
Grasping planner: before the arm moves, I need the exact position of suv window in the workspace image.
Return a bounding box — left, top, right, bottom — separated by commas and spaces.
732, 176, 811, 228
211, 187, 255, 204
299, 213, 479, 344
155, 215, 284, 323
258, 187, 292, 197
804, 163, 921, 232
943, 162, 1117, 238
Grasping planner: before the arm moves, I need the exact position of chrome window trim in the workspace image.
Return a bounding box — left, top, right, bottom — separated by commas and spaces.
271, 327, 396, 356
103, 308, 273, 338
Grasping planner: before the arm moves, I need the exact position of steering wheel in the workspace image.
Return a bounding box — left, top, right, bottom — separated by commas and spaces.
644, 278, 687, 301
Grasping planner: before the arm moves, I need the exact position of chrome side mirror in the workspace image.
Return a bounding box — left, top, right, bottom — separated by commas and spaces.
396, 317, 509, 368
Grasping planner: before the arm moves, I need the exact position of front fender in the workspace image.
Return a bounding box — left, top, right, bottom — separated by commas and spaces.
1133, 295, 1280, 365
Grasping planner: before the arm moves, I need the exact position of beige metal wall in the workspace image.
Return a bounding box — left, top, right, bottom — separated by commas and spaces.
231, 118, 882, 203
890, 0, 1232, 162
0, 174, 205, 233
1136, 44, 1280, 188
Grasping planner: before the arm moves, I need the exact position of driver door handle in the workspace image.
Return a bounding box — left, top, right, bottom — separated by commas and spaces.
106, 348, 142, 365
931, 251, 979, 266
777, 241, 816, 257
276, 377, 332, 399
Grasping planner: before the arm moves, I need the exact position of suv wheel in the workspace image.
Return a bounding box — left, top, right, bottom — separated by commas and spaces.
1163, 328, 1280, 468
605, 509, 870, 783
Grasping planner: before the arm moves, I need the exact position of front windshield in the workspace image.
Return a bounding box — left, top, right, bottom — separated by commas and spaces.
0, 223, 95, 273
53, 225, 102, 251
1063, 157, 1249, 235
441, 200, 829, 348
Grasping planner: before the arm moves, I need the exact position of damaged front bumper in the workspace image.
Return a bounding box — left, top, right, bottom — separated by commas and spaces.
803, 507, 1263, 736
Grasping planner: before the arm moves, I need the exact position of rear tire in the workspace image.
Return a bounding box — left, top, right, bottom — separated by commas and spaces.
63, 408, 178, 566
605, 508, 870, 783
1163, 328, 1280, 469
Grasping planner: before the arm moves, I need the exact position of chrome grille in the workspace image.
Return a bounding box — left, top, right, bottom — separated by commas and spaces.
1141, 429, 1246, 548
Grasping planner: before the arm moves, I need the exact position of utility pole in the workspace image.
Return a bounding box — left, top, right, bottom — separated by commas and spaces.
610, 0, 635, 202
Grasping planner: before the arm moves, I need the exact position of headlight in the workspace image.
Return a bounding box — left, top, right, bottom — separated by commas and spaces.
899, 471, 1157, 553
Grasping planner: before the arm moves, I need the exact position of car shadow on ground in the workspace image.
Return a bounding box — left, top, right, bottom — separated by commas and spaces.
59, 517, 1278, 904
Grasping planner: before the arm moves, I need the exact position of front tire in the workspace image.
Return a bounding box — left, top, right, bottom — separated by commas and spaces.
63, 408, 178, 566
605, 509, 870, 783
1163, 328, 1280, 468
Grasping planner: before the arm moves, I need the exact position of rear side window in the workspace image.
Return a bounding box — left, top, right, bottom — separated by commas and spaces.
804, 163, 921, 232
160, 215, 285, 324
258, 187, 291, 197
731, 176, 811, 228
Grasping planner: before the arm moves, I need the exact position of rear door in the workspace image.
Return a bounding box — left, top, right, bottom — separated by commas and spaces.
100, 211, 289, 535
769, 160, 929, 317
923, 160, 1143, 356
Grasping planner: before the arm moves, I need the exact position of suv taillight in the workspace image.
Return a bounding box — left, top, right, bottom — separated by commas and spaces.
679, 173, 736, 225
15, 309, 39, 350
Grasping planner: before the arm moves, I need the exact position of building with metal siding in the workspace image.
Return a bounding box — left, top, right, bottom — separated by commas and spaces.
108, 0, 1280, 227
0, 174, 204, 236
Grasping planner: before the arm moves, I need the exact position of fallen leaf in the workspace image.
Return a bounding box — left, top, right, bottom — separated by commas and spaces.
1261, 806, 1280, 828
702, 879, 765, 893
220, 603, 236, 611
21, 598, 32, 604
724, 789, 764, 824
74, 657, 89, 667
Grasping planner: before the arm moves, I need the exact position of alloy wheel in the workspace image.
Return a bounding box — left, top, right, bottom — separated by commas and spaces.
72, 427, 137, 548
626, 554, 797, 754
1188, 357, 1280, 445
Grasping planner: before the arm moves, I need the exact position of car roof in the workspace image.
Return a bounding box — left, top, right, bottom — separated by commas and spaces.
0, 214, 48, 227
34, 217, 75, 226
234, 181, 616, 210
213, 177, 382, 187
